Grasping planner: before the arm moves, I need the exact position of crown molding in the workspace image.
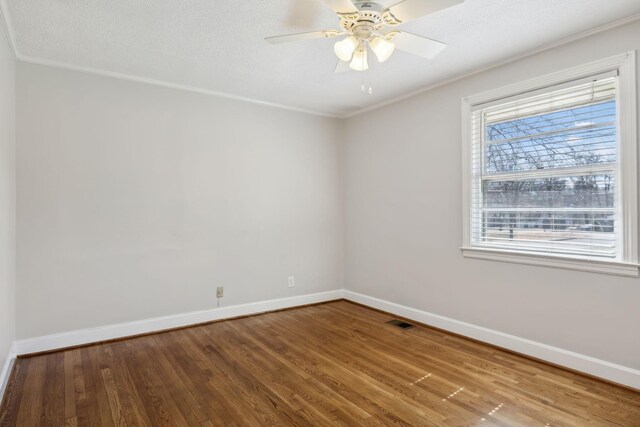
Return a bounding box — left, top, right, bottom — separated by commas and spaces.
1, 1, 337, 118
17, 55, 341, 118
343, 12, 640, 118
1, 0, 639, 119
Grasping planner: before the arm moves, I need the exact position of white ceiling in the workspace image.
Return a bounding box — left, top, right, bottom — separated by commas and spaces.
3, 0, 640, 117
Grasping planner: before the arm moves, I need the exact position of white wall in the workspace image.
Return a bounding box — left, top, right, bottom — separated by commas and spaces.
16, 63, 343, 338
11, 14, 640, 382
0, 10, 15, 377
343, 20, 640, 370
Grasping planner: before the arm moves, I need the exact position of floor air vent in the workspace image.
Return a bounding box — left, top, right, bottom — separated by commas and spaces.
387, 319, 414, 329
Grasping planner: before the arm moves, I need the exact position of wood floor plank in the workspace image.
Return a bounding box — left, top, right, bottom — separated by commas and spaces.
100, 345, 152, 427
119, 338, 190, 426
16, 356, 47, 426
240, 312, 448, 425
80, 346, 114, 427
63, 352, 77, 421
42, 352, 65, 426
0, 359, 28, 427
1, 301, 639, 426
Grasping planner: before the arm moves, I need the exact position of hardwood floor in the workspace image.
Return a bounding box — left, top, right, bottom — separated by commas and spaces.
1, 301, 639, 426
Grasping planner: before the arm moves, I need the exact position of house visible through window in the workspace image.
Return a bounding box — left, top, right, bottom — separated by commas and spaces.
462, 54, 638, 275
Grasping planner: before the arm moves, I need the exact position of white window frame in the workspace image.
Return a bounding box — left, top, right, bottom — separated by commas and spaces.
461, 52, 638, 277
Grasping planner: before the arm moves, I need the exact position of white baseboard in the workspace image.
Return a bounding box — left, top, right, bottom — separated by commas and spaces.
16, 290, 344, 355
343, 290, 640, 390
12, 288, 640, 390
0, 342, 17, 404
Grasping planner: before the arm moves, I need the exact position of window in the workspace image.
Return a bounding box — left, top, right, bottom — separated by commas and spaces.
462, 53, 638, 276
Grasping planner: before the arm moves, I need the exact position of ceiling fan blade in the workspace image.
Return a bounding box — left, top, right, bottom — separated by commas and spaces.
334, 60, 351, 73
391, 32, 446, 59
323, 0, 358, 14
386, 0, 463, 23
285, 0, 322, 28
265, 30, 341, 44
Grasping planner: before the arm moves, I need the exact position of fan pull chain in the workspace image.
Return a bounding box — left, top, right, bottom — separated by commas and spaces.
360, 42, 367, 93
368, 52, 373, 95
360, 41, 373, 95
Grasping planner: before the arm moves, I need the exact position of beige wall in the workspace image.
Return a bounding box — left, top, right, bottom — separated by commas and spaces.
343, 20, 640, 370
16, 64, 343, 338
0, 12, 15, 373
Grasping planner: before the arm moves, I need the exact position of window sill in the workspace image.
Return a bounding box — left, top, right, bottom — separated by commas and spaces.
461, 247, 639, 277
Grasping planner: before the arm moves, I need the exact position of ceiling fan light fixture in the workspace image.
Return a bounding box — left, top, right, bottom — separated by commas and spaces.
349, 43, 369, 71
334, 36, 358, 62
370, 37, 395, 63
266, 0, 459, 77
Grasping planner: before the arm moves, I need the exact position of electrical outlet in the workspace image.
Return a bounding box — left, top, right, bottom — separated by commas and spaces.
288, 276, 295, 288
217, 286, 224, 298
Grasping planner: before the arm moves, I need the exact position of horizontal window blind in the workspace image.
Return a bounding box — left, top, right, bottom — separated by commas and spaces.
470, 75, 619, 259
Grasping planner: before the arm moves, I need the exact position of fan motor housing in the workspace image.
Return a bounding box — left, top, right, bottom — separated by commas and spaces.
339, 1, 384, 35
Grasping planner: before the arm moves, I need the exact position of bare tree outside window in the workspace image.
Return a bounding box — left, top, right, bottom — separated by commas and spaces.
474, 88, 617, 257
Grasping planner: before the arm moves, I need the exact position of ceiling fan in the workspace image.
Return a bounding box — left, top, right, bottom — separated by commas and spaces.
266, 0, 463, 73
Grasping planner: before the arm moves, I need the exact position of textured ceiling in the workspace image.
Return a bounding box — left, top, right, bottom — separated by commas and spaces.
4, 0, 640, 116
